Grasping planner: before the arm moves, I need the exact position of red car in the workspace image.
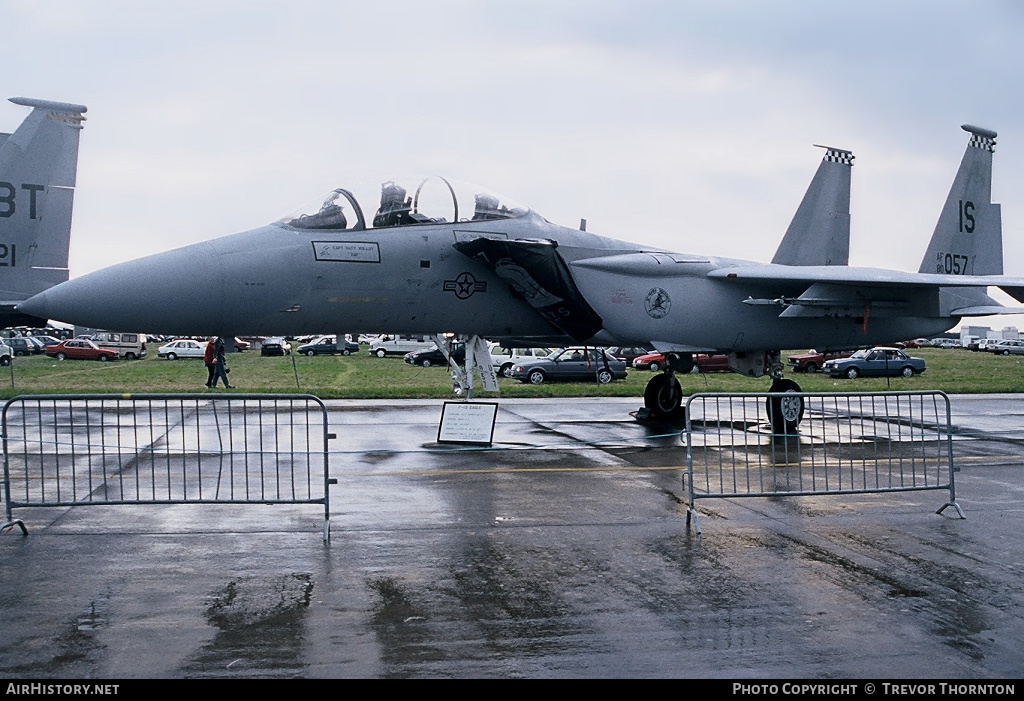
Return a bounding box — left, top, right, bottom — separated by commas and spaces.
632, 352, 731, 372
632, 352, 666, 371
694, 353, 730, 372
45, 339, 119, 362
787, 349, 853, 373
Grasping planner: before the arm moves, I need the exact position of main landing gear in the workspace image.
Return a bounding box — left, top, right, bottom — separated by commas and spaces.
639, 351, 805, 434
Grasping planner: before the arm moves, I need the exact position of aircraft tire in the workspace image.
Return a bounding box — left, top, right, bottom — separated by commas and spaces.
643, 373, 682, 417
766, 378, 803, 435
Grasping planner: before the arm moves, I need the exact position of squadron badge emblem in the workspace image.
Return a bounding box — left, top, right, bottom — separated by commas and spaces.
645, 287, 671, 319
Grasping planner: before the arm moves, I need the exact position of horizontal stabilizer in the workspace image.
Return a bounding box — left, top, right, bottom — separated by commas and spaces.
708, 264, 1024, 289
1000, 286, 1024, 304
950, 305, 1024, 316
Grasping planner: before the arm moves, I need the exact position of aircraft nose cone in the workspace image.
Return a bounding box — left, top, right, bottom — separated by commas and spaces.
19, 242, 226, 333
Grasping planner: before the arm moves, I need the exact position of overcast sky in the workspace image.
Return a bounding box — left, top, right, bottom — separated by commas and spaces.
5, 0, 1024, 328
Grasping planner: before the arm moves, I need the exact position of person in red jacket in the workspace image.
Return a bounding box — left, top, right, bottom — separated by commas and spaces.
203, 336, 216, 387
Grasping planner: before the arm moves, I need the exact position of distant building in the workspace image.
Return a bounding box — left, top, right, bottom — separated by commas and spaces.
960, 326, 992, 343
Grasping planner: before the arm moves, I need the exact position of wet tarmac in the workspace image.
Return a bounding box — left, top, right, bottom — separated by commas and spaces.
1, 395, 1022, 679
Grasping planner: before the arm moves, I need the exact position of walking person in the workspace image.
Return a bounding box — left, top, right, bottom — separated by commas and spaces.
203, 336, 216, 387
211, 337, 232, 388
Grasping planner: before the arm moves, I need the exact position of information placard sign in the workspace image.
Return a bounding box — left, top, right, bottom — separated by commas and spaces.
437, 401, 498, 445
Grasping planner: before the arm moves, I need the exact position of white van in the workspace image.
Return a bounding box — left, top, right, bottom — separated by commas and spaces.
90, 332, 148, 360
490, 346, 553, 377
369, 334, 432, 358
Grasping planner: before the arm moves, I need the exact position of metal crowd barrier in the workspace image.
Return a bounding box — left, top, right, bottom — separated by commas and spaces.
1, 394, 334, 540
683, 390, 962, 534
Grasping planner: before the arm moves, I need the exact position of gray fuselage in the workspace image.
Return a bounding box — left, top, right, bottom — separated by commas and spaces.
20, 208, 956, 352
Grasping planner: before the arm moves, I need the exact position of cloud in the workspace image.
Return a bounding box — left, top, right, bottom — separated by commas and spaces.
3, 0, 1023, 297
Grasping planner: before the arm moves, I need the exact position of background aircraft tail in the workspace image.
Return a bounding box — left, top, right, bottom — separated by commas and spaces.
771, 145, 852, 266
0, 97, 87, 325
919, 125, 1001, 276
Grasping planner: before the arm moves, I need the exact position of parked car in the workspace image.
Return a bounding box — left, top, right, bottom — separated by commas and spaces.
694, 353, 731, 372
989, 339, 1024, 356
260, 337, 292, 356
633, 352, 729, 373
296, 335, 359, 356
6, 337, 43, 356
511, 347, 628, 384
45, 339, 119, 362
0, 340, 12, 366
369, 334, 432, 357
632, 351, 666, 371
158, 338, 207, 360
605, 346, 654, 364
404, 344, 466, 367
787, 349, 854, 373
31, 335, 63, 349
490, 346, 552, 377
823, 347, 926, 379
231, 337, 251, 352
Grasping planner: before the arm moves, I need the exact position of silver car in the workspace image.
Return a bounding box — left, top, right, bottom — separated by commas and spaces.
989, 340, 1024, 356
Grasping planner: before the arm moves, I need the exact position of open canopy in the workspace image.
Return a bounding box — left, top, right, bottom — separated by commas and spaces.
279, 176, 531, 231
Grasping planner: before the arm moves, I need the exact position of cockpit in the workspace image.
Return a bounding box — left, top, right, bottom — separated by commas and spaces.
279, 176, 531, 231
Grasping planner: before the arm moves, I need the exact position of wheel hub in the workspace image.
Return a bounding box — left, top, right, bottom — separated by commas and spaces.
779, 394, 802, 422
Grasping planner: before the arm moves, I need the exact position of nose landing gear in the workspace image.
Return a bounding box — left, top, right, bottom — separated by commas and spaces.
637, 352, 693, 422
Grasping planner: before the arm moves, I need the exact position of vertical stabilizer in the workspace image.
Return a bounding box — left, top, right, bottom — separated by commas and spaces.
0, 97, 87, 313
771, 145, 852, 266
919, 125, 1000, 275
